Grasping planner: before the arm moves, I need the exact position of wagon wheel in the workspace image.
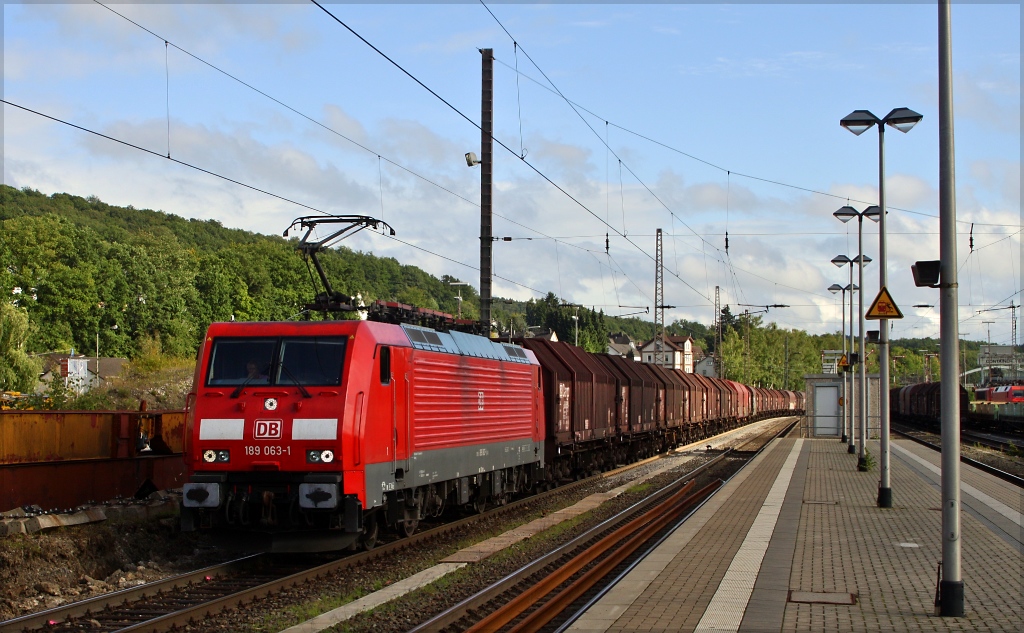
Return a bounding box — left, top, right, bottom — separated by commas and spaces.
472, 496, 488, 514
360, 514, 379, 551
398, 518, 419, 538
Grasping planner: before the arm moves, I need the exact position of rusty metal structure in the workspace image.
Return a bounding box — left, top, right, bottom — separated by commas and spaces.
0, 409, 185, 511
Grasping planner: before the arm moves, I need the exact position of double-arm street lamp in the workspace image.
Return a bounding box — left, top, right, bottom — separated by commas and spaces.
842, 107, 923, 507
834, 206, 879, 471
831, 251, 871, 455
828, 280, 858, 444
450, 282, 471, 320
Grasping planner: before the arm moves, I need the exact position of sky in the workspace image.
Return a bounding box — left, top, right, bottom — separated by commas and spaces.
3, 2, 1020, 344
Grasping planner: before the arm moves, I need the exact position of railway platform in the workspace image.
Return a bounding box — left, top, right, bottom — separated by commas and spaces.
568, 434, 1023, 632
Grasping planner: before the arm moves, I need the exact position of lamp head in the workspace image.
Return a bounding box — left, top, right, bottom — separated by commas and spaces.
828, 283, 843, 294
833, 205, 858, 223
831, 255, 852, 267
883, 107, 923, 133
840, 109, 880, 136
465, 151, 481, 167
854, 254, 872, 265
863, 205, 882, 223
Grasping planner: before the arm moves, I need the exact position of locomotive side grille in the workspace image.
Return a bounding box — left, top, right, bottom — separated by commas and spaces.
409, 354, 535, 449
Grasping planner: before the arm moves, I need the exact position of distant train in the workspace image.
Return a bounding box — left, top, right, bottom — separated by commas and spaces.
180, 320, 804, 552
891, 381, 1022, 436
974, 384, 1024, 404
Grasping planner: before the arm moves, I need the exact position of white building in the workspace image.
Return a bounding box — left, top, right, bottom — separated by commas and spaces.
640, 335, 703, 373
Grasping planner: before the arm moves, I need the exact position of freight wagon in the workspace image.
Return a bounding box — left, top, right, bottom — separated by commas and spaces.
181, 320, 803, 552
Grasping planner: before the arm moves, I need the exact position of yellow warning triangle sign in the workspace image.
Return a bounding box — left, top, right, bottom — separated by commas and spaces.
838, 355, 849, 367
866, 286, 903, 320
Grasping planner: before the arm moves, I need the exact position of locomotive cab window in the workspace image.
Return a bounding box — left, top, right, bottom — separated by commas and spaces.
205, 337, 346, 387
206, 338, 276, 386
379, 346, 391, 385
277, 337, 346, 386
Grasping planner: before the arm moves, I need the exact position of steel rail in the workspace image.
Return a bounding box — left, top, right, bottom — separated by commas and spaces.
467, 479, 699, 632
960, 429, 1023, 453
893, 428, 1024, 488
552, 415, 801, 633
0, 555, 265, 633
0, 436, 694, 633
498, 481, 721, 633
4, 418, 789, 633
0, 475, 608, 633
408, 449, 736, 633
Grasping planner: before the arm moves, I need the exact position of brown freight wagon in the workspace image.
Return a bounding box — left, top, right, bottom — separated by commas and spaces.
609, 355, 659, 434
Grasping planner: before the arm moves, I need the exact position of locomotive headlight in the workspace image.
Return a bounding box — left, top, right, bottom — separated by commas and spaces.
203, 449, 217, 463
217, 450, 230, 462
306, 449, 334, 463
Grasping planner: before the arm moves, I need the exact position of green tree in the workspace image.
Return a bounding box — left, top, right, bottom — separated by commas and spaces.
0, 303, 41, 391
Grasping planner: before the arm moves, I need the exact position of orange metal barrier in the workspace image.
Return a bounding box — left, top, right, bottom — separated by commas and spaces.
0, 410, 184, 463
0, 410, 186, 511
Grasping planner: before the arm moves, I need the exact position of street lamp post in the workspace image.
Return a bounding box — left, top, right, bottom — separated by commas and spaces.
561, 303, 583, 348
450, 282, 471, 320
842, 107, 922, 507
832, 254, 867, 453
834, 206, 880, 472
829, 282, 849, 442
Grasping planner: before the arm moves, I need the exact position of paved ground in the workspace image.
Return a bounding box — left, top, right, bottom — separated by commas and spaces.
568, 433, 1023, 633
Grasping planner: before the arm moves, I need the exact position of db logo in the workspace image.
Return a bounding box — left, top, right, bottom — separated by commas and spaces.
254, 420, 282, 439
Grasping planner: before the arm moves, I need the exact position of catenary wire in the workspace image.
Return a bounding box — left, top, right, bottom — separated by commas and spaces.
1, 98, 561, 303
312, 0, 712, 304
90, 0, 648, 308
488, 55, 1014, 229
91, 0, 479, 210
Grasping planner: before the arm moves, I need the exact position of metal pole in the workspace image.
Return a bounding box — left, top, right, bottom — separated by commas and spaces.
841, 288, 848, 442
878, 121, 892, 507
848, 267, 856, 454
479, 48, 493, 333
858, 218, 868, 471
938, 0, 963, 616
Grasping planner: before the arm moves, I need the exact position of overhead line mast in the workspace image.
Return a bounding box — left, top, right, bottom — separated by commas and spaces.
480, 48, 494, 333
655, 229, 664, 366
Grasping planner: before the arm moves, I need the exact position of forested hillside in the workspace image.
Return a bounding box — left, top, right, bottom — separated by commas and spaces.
0, 185, 711, 366
1, 185, 486, 360
2, 185, 977, 395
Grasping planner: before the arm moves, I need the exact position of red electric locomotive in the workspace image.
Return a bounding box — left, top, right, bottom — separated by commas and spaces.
974, 384, 1024, 404
181, 320, 543, 552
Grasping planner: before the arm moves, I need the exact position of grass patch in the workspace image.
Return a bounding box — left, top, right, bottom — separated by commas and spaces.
626, 482, 654, 495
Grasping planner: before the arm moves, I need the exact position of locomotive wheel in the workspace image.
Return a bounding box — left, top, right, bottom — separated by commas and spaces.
360, 514, 379, 551
399, 518, 419, 538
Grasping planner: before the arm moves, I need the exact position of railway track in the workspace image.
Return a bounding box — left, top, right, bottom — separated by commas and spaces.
0, 438, 708, 632
961, 429, 1024, 453
2, 475, 605, 633
1, 418, 797, 633
892, 427, 1024, 488
409, 417, 797, 633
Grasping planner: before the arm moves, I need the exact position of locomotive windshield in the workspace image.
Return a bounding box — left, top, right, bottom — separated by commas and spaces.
206, 336, 347, 387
